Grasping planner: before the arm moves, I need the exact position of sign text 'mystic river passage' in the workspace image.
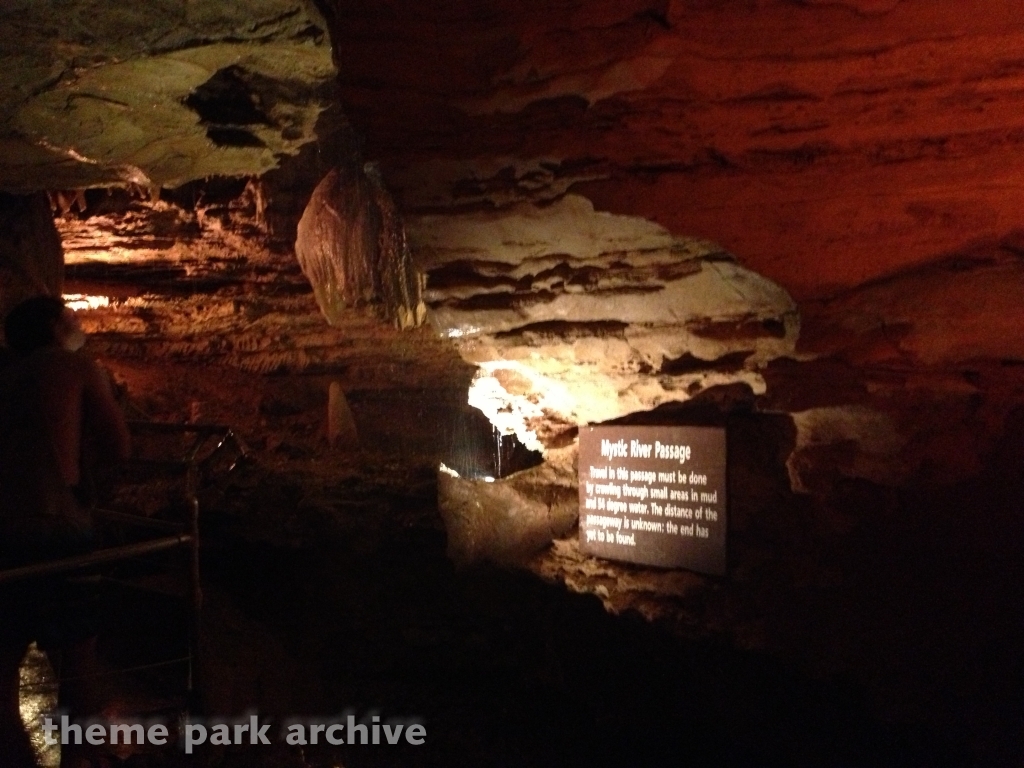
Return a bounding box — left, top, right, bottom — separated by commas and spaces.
579, 425, 727, 575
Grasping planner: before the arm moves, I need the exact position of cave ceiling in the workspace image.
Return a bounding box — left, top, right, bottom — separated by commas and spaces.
0, 0, 335, 193
1, 9, 1022, 756
2, 0, 1023, 377
4, 0, 1024, 305
325, 0, 1024, 299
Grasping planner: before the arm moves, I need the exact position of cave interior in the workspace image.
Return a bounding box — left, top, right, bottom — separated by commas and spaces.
2, 1, 1024, 766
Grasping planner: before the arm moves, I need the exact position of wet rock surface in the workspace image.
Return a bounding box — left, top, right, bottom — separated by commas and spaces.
438, 455, 576, 566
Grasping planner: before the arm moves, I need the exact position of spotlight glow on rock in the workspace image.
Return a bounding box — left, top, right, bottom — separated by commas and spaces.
62, 293, 110, 311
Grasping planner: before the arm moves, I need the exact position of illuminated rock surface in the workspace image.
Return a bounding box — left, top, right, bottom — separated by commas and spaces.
0, 0, 334, 191
438, 467, 575, 565
411, 194, 799, 453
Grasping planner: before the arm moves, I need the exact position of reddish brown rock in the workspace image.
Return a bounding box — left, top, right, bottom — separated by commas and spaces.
326, 0, 1024, 300
800, 237, 1024, 367
0, 192, 64, 320
296, 163, 425, 327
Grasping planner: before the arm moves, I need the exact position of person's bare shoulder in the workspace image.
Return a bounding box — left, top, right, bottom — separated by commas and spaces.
37, 347, 131, 462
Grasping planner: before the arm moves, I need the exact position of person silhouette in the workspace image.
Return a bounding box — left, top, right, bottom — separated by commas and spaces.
0, 295, 131, 766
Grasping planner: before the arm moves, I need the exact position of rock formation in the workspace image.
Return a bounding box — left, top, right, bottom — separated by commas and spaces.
414, 194, 798, 563
412, 194, 798, 454
295, 162, 426, 328
0, 0, 335, 191
0, 192, 64, 318
0, 3, 1020, 761
327, 0, 1024, 300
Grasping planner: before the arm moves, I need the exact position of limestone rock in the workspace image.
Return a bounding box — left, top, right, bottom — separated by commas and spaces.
802, 243, 1024, 368
787, 406, 907, 494
409, 195, 799, 453
0, 1, 335, 191
329, 0, 1024, 301
438, 445, 578, 565
438, 471, 552, 566
295, 163, 425, 328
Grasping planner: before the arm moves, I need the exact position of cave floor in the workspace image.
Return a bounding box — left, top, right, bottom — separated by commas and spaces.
53, 435, 1021, 768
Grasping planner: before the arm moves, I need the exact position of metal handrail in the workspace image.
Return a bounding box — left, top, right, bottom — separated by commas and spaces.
0, 535, 193, 585
0, 418, 248, 715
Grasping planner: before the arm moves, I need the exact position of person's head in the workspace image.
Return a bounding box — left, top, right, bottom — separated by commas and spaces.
3, 295, 85, 355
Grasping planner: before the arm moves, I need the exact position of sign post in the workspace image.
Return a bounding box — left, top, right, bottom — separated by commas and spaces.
578, 425, 727, 575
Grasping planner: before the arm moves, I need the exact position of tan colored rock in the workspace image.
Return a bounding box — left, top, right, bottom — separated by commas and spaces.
410, 195, 798, 453
438, 471, 554, 565
0, 1, 334, 191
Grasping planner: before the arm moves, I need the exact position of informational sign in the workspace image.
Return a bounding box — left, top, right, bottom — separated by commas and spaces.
578, 425, 727, 575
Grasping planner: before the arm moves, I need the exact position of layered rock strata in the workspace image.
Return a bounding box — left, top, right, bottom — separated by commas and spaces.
410, 195, 799, 455
412, 194, 799, 563
0, 191, 64, 318
326, 0, 1024, 300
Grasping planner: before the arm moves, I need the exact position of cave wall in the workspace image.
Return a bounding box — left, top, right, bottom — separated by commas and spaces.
0, 192, 64, 319
325, 0, 1024, 300
314, 14, 1024, 752
0, 0, 336, 192
316, 0, 1024, 523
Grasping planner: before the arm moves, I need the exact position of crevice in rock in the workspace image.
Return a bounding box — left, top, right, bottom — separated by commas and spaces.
184, 66, 273, 127
205, 127, 267, 148
494, 320, 630, 340
687, 316, 790, 340
441, 406, 544, 480
439, 284, 665, 314
660, 350, 753, 376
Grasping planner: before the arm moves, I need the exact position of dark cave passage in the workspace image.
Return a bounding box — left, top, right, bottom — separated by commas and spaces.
11, 334, 1023, 767
190, 479, 978, 768
145, 410, 1020, 768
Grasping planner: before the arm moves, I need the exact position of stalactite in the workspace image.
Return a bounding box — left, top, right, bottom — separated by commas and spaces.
294, 162, 425, 329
